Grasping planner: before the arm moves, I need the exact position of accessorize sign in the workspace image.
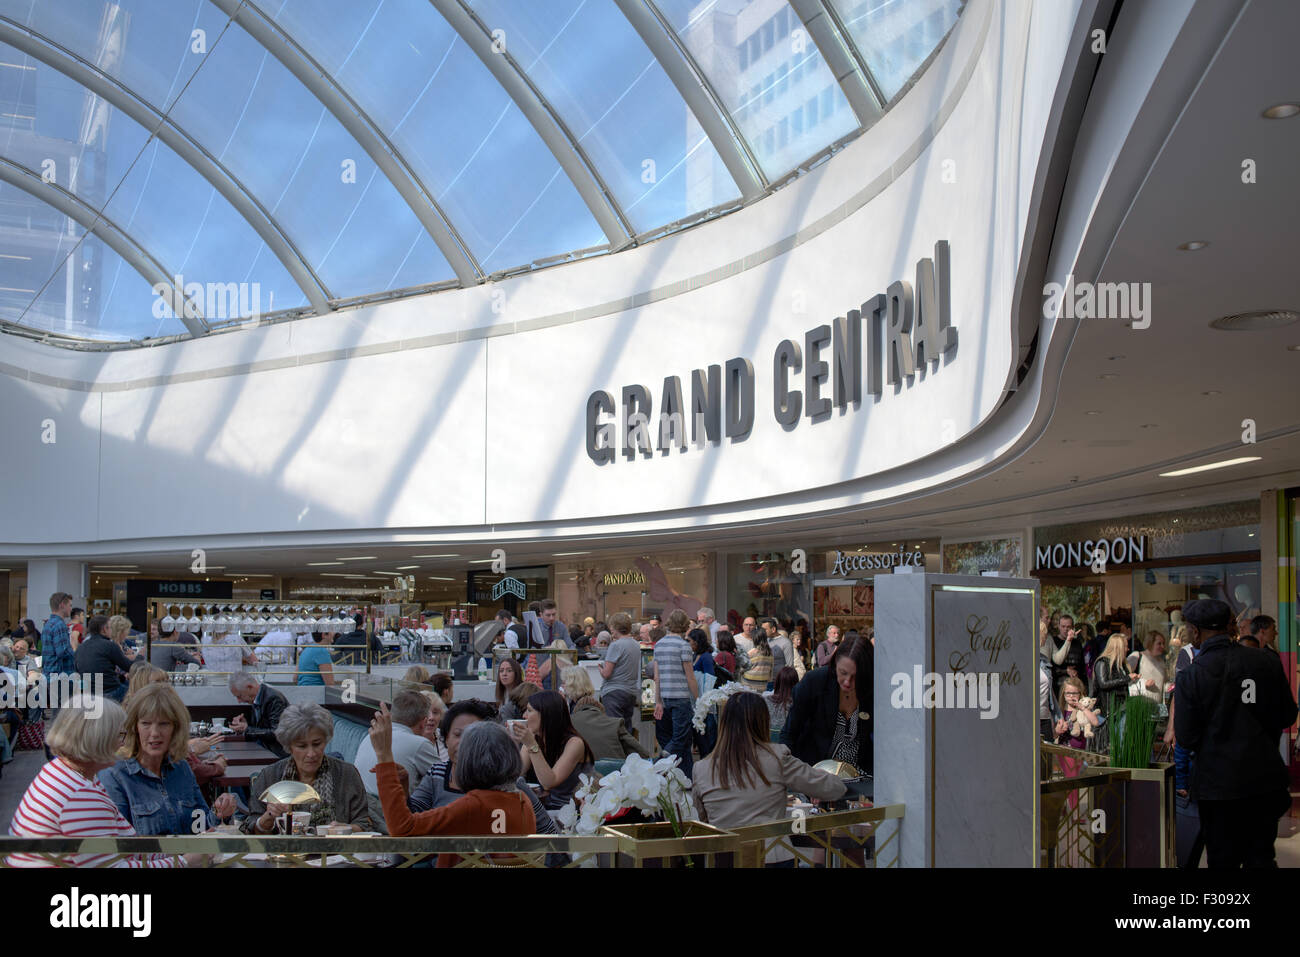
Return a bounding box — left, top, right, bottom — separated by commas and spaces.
585, 242, 958, 464
1034, 535, 1148, 570
832, 548, 926, 576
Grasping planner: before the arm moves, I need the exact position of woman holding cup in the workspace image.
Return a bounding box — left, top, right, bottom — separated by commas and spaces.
241, 703, 372, 834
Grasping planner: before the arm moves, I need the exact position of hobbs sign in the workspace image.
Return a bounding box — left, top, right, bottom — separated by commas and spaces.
586, 242, 958, 464
1035, 536, 1148, 571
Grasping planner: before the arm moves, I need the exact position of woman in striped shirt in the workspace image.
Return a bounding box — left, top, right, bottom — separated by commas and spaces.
7, 697, 207, 868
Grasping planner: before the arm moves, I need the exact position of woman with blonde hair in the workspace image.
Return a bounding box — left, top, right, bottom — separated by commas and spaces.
99, 683, 237, 835
402, 665, 431, 688
560, 665, 648, 762
1089, 634, 1133, 713
124, 662, 169, 704
8, 697, 208, 867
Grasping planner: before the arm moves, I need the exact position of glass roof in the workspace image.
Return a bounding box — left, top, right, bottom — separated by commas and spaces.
0, 0, 963, 346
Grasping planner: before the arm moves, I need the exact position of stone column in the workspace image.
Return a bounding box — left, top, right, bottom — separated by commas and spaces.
873, 572, 1040, 866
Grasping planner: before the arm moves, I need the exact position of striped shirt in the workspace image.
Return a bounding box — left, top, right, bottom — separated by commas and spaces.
7, 758, 182, 868
653, 634, 695, 700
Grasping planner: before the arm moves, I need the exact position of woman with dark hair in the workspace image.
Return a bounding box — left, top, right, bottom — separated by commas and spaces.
764, 666, 799, 733
495, 657, 525, 708
781, 634, 874, 774
693, 691, 845, 866
510, 690, 592, 809
687, 629, 715, 680
19, 620, 39, 648
430, 673, 454, 705
713, 632, 738, 683
74, 615, 137, 702
296, 632, 335, 686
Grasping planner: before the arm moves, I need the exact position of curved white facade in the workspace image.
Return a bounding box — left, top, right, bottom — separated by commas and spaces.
1, 0, 1114, 552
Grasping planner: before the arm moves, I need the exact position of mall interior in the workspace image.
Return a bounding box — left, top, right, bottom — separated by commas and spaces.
0, 0, 1297, 872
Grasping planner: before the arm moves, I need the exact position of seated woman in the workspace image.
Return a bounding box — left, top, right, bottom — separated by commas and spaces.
511, 690, 593, 810
742, 634, 774, 692
495, 657, 525, 711
431, 673, 455, 706
242, 703, 372, 833
693, 691, 846, 866
419, 691, 450, 762
98, 683, 236, 835
402, 665, 431, 690
296, 633, 335, 686
560, 666, 649, 763
764, 666, 799, 734
9, 697, 208, 868
371, 706, 535, 867
500, 681, 541, 723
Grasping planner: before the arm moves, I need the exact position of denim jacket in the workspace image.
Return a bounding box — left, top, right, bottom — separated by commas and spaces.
99, 756, 216, 836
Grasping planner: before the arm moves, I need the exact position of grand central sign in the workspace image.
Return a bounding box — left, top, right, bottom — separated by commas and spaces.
585, 242, 959, 464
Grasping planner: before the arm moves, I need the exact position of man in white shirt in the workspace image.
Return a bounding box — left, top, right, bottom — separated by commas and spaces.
201, 630, 256, 674
353, 690, 439, 833
254, 630, 294, 672
734, 617, 758, 656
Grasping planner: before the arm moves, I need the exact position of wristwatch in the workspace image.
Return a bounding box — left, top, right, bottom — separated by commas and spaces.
527, 744, 540, 754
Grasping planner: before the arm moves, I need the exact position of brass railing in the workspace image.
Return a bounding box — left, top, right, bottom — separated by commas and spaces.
0, 804, 904, 869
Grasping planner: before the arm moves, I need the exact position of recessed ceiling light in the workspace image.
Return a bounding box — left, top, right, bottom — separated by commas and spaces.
468, 559, 494, 564
1140, 423, 1158, 429
1099, 373, 1118, 380
1210, 310, 1299, 331
1201, 390, 1221, 396
307, 562, 344, 566
427, 576, 456, 581
1107, 355, 1125, 361
1061, 439, 1074, 443
411, 554, 459, 559
336, 556, 377, 561
1289, 345, 1300, 352
554, 551, 591, 556
1085, 410, 1101, 415
1262, 102, 1299, 119
1159, 456, 1260, 477
396, 565, 419, 570
1177, 241, 1209, 251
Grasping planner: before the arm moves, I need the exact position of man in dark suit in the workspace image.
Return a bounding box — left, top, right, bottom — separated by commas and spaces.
1175, 599, 1297, 868
227, 673, 290, 758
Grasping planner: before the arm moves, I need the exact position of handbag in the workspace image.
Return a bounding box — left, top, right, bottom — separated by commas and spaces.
16, 718, 45, 751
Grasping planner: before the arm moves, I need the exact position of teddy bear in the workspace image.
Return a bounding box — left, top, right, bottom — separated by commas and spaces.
1070, 697, 1098, 740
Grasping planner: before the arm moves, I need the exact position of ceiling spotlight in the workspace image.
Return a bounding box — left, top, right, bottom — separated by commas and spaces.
1262, 102, 1299, 119
1201, 390, 1221, 396
1107, 355, 1125, 361
1177, 241, 1209, 251
1140, 423, 1158, 429
1085, 410, 1101, 415
1289, 345, 1300, 352
1099, 373, 1118, 380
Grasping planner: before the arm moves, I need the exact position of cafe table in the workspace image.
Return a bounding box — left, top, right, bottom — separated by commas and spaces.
215, 763, 275, 789
214, 744, 278, 765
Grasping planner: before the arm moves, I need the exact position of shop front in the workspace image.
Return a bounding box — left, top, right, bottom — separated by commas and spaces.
553, 552, 714, 627
723, 541, 941, 642
465, 566, 552, 625
1032, 501, 1261, 643
941, 535, 1025, 576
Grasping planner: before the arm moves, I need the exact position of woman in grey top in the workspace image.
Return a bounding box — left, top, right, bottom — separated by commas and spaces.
242, 703, 372, 833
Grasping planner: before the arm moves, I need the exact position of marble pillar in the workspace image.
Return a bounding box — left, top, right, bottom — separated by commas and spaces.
874, 573, 1040, 866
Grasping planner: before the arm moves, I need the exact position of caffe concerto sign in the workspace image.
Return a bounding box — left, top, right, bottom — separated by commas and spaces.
585, 242, 959, 464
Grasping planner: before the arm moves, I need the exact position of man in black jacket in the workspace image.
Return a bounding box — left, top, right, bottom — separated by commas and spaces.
227, 673, 290, 758
1174, 599, 1297, 868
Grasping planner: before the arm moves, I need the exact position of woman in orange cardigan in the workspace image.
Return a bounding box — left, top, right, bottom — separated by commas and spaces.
368, 702, 534, 866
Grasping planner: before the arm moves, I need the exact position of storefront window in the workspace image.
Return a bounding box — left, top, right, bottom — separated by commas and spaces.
725, 551, 811, 635
554, 553, 712, 626
1133, 562, 1261, 642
